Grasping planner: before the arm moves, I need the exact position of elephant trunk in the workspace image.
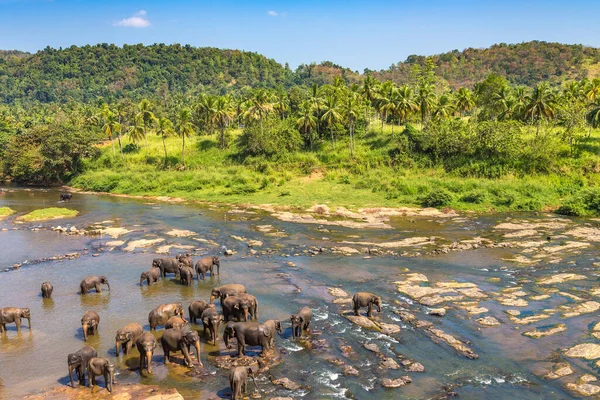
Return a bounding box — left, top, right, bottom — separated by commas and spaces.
291, 323, 297, 339
243, 308, 249, 322
82, 324, 88, 341
115, 341, 121, 356
146, 350, 153, 373
377, 304, 381, 313
107, 371, 114, 392
224, 332, 231, 348
27, 316, 31, 329
209, 295, 216, 304
106, 282, 111, 291
68, 365, 74, 387
140, 276, 144, 286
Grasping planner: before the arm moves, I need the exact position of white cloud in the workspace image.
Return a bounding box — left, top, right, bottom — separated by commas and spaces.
267, 10, 278, 17
114, 10, 150, 28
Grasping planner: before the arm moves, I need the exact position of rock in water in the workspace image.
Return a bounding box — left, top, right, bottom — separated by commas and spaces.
381, 376, 412, 388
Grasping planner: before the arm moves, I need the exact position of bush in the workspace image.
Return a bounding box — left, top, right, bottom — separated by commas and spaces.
421, 188, 453, 207
557, 188, 600, 216
460, 190, 487, 204
237, 117, 302, 157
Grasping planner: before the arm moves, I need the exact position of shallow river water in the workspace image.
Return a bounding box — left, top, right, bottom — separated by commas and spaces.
1, 187, 600, 399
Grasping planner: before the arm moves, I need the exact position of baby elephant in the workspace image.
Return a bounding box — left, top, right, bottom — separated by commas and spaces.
136, 332, 158, 374
201, 306, 223, 345
195, 256, 220, 280
140, 268, 161, 286
230, 366, 258, 400
87, 357, 115, 393
189, 300, 213, 324
165, 316, 187, 330
115, 322, 143, 356
67, 345, 98, 387
41, 282, 53, 299
290, 307, 312, 340
81, 311, 100, 341
263, 319, 283, 348
352, 292, 382, 317
0, 307, 31, 333
80, 276, 110, 295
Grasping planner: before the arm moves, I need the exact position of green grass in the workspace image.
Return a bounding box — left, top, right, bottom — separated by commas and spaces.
71, 125, 600, 214
18, 208, 79, 222
0, 207, 15, 218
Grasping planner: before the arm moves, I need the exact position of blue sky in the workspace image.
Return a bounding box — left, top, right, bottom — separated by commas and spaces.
1, 0, 599, 71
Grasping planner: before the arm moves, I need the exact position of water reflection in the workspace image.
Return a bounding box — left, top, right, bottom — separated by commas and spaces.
41, 298, 54, 311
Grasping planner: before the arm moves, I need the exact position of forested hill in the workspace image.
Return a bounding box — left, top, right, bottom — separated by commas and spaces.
2, 41, 600, 105
376, 41, 600, 88
0, 44, 294, 104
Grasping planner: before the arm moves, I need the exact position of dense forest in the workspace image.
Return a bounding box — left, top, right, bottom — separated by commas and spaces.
2, 41, 600, 106
3, 41, 600, 215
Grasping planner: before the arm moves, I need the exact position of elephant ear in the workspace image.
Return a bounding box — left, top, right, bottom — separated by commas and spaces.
262, 328, 270, 337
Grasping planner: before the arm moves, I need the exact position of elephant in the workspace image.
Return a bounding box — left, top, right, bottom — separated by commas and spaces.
165, 316, 187, 330
87, 357, 115, 393
230, 366, 259, 400
136, 332, 157, 374
209, 284, 247, 306
224, 321, 272, 357
67, 345, 98, 388
140, 268, 161, 286
148, 303, 185, 331
115, 322, 143, 356
352, 292, 382, 317
201, 307, 223, 345
80, 276, 110, 294
195, 256, 220, 280
222, 294, 258, 322
81, 310, 100, 341
179, 265, 194, 286
161, 328, 202, 367
41, 282, 53, 299
177, 253, 193, 269
0, 307, 31, 333
188, 300, 213, 324
263, 319, 283, 348
60, 193, 72, 201
290, 307, 312, 340
152, 258, 180, 278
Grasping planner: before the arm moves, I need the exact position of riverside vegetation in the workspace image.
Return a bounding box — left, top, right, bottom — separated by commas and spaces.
3, 42, 600, 214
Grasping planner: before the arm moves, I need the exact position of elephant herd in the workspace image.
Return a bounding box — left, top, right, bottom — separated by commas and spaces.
0, 251, 384, 398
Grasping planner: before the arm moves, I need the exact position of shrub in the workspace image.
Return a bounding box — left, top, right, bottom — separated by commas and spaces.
421, 188, 453, 207
460, 190, 487, 204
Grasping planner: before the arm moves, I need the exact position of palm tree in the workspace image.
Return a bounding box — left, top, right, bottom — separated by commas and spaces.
321, 93, 342, 148
137, 99, 157, 156
176, 108, 195, 167
273, 91, 289, 120
309, 84, 324, 136
586, 78, 600, 103
524, 82, 557, 136
243, 89, 274, 137
296, 101, 318, 150
102, 111, 121, 158
114, 101, 130, 160
455, 87, 475, 118
128, 115, 145, 149
416, 82, 436, 127
432, 93, 455, 120
586, 100, 600, 137
212, 96, 234, 149
375, 81, 394, 130
395, 85, 418, 125
196, 94, 217, 134
156, 117, 175, 167
341, 92, 362, 156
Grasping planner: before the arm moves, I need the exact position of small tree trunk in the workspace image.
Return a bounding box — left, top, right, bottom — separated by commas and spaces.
117, 134, 124, 161
144, 126, 149, 156
221, 125, 225, 149
182, 135, 185, 167
163, 137, 168, 167
350, 120, 354, 157
111, 136, 115, 157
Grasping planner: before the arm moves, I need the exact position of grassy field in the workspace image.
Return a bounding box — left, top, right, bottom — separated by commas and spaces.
0, 207, 15, 218
71, 124, 600, 214
18, 208, 79, 222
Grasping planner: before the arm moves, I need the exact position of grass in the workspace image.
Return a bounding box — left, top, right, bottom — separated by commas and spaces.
71, 124, 600, 214
0, 207, 15, 219
18, 208, 79, 222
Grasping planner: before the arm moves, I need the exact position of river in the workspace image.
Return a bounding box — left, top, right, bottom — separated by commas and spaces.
1, 186, 599, 399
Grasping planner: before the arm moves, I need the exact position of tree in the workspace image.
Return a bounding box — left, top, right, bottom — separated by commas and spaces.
432, 93, 454, 120
296, 101, 317, 149
102, 111, 121, 158
455, 87, 475, 118
128, 115, 145, 149
309, 84, 324, 136
243, 89, 274, 138
395, 85, 418, 125
156, 117, 175, 167
341, 91, 362, 156
416, 82, 436, 127
273, 91, 289, 120
137, 99, 157, 156
176, 108, 195, 167
524, 82, 557, 135
212, 96, 234, 149
587, 100, 600, 135
321, 93, 342, 148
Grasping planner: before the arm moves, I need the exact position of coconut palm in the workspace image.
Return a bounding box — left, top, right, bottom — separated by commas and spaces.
156, 117, 175, 167
137, 99, 157, 156
375, 81, 394, 130
128, 115, 145, 149
524, 82, 557, 135
273, 91, 289, 120
212, 96, 234, 149
243, 89, 274, 137
102, 111, 121, 158
309, 84, 324, 136
586, 78, 600, 103
114, 101, 130, 159
432, 93, 455, 120
416, 82, 436, 127
296, 101, 318, 150
586, 100, 600, 137
341, 92, 362, 156
321, 93, 342, 149
176, 108, 195, 167
395, 85, 418, 125
455, 87, 475, 118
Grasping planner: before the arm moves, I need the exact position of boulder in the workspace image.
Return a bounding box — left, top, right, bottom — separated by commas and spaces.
381, 376, 412, 388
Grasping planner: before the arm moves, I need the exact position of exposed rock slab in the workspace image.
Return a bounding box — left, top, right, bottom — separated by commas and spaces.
523, 324, 567, 338
537, 273, 586, 285
565, 344, 600, 360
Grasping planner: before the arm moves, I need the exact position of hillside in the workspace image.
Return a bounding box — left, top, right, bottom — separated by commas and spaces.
376, 41, 600, 88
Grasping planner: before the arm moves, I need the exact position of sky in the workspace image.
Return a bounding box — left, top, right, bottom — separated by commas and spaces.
1, 0, 600, 72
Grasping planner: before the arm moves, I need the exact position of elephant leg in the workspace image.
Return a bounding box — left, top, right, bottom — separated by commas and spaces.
305, 321, 311, 331
354, 305, 359, 316
164, 349, 170, 364
126, 342, 132, 355
367, 304, 373, 317
95, 283, 101, 293
15, 318, 21, 332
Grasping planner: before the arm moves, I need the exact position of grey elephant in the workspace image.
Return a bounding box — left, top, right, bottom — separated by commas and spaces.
87, 357, 115, 392
81, 310, 100, 341
263, 319, 283, 348
80, 276, 110, 294
177, 253, 193, 269
188, 300, 213, 324
201, 306, 223, 345
41, 282, 53, 299
152, 258, 180, 278
224, 321, 272, 357
0, 307, 31, 333
195, 256, 220, 280
165, 316, 187, 330
222, 295, 257, 322
115, 322, 143, 356
136, 332, 157, 374
179, 265, 194, 286
140, 268, 161, 286
291, 307, 312, 340
352, 292, 382, 317
67, 345, 98, 387
209, 284, 247, 306
161, 328, 202, 367
148, 303, 185, 331
230, 366, 258, 400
